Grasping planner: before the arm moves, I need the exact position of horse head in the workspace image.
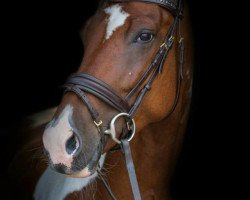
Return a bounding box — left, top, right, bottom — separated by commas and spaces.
42, 0, 188, 178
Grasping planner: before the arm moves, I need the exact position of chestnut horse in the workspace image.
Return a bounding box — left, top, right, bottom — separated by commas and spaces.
10, 0, 193, 199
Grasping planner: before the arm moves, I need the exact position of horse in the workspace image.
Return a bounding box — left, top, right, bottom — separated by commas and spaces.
10, 0, 193, 199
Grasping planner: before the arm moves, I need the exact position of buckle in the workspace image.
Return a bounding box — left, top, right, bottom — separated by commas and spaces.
94, 120, 103, 127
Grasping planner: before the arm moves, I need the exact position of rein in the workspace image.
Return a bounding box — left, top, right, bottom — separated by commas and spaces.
63, 0, 184, 199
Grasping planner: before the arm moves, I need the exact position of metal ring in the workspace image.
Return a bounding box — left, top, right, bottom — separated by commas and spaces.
104, 113, 136, 144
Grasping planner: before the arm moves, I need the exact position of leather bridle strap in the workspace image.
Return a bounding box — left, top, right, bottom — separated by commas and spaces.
64, 85, 101, 124
64, 85, 106, 140
110, 0, 178, 16
65, 73, 130, 113
127, 13, 180, 118
121, 139, 141, 200
97, 139, 141, 200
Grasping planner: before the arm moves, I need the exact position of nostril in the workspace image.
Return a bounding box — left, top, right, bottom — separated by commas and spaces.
65, 134, 79, 155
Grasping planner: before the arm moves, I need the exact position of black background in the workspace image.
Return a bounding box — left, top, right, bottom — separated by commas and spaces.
0, 0, 239, 199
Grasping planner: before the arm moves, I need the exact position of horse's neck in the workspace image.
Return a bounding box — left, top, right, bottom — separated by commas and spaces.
96, 103, 190, 199
136, 110, 188, 171
95, 57, 193, 200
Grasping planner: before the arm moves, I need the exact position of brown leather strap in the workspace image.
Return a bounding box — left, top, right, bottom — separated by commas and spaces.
109, 0, 177, 16
64, 84, 107, 150
127, 8, 181, 117
64, 73, 130, 112
64, 85, 101, 122
125, 3, 180, 100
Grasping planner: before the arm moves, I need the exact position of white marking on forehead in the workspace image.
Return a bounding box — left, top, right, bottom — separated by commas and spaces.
104, 4, 129, 40
43, 105, 74, 168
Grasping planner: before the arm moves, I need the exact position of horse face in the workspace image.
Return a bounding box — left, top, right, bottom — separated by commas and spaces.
43, 2, 178, 177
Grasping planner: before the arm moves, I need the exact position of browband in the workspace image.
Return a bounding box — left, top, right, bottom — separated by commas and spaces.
108, 0, 178, 16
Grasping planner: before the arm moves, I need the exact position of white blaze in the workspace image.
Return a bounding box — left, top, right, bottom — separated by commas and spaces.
104, 4, 129, 40
43, 105, 75, 168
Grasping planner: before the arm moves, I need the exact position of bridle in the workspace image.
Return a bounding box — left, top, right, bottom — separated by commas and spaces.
63, 0, 184, 199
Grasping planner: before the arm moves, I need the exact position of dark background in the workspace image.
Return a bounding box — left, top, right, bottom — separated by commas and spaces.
0, 0, 238, 199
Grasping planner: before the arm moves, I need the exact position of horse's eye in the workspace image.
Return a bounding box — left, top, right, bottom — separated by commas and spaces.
136, 32, 154, 43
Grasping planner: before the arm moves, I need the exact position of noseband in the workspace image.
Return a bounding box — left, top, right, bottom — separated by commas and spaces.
63, 0, 184, 199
